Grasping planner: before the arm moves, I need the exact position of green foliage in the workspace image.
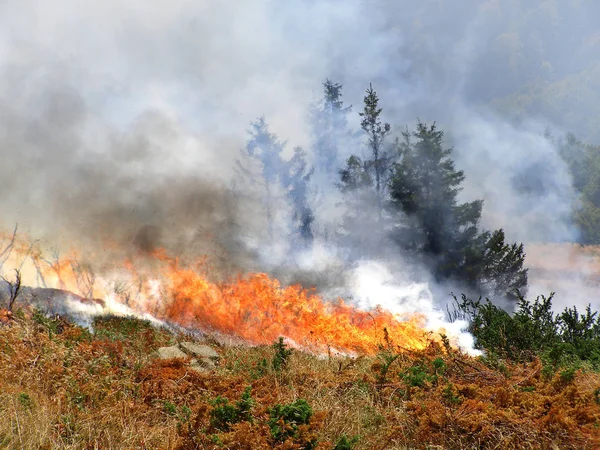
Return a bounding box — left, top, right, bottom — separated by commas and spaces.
92, 315, 154, 342
163, 401, 177, 416
374, 350, 400, 384
272, 337, 293, 372
555, 133, 600, 244
209, 387, 254, 432
442, 383, 462, 406
403, 364, 429, 388
234, 387, 254, 423
251, 358, 269, 379
32, 309, 64, 336
401, 358, 448, 388
17, 393, 32, 409
456, 292, 600, 368
268, 398, 313, 443
559, 367, 578, 383
333, 434, 359, 450
389, 122, 527, 300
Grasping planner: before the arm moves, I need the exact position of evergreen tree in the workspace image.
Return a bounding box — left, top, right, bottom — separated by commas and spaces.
359, 84, 392, 216
389, 121, 528, 300
555, 132, 600, 244
336, 84, 395, 258
282, 147, 315, 246
241, 117, 315, 247
311, 79, 352, 176
244, 117, 286, 239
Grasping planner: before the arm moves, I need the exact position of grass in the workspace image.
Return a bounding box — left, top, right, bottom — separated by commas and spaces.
0, 308, 599, 449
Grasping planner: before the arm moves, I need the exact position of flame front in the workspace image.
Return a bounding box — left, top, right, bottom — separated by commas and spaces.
154, 255, 431, 354
0, 231, 436, 355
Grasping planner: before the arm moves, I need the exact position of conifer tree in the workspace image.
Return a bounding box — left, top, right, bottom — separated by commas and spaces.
389, 121, 528, 300
337, 84, 395, 258
244, 117, 286, 238
359, 84, 392, 215
282, 147, 315, 245
241, 117, 314, 247
311, 79, 352, 176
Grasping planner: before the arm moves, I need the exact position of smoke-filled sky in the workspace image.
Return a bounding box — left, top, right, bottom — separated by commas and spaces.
1, 0, 599, 312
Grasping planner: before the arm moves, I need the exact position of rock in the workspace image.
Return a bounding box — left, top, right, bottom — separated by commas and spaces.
157, 345, 188, 360
179, 342, 219, 361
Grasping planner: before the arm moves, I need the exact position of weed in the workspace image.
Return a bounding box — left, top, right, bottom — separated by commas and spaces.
403, 363, 429, 388
268, 398, 313, 442
251, 357, 269, 379
32, 309, 63, 335
235, 386, 254, 423
209, 397, 239, 432
210, 434, 224, 447
163, 401, 177, 416
334, 434, 359, 449
17, 392, 32, 409
559, 366, 578, 383
272, 337, 293, 371
209, 387, 254, 431
373, 350, 400, 384
520, 386, 536, 392
442, 383, 462, 405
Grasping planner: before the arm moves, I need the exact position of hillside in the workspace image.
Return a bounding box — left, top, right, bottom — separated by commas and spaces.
1, 305, 599, 449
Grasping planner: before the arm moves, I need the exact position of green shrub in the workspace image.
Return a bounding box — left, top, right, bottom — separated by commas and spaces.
334, 434, 359, 450
559, 366, 578, 383
234, 387, 254, 423
209, 387, 254, 431
454, 292, 600, 369
442, 383, 462, 405
17, 393, 32, 409
374, 350, 399, 384
268, 398, 313, 442
272, 337, 293, 371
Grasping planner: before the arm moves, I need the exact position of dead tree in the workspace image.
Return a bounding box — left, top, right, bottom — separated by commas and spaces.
2, 269, 22, 311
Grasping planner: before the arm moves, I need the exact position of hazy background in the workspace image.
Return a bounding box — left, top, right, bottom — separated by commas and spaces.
1, 0, 599, 313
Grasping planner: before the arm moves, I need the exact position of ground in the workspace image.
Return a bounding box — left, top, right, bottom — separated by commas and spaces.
0, 308, 599, 449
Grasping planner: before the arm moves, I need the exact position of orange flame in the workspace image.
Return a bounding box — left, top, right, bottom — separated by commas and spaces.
152, 253, 432, 354
0, 231, 437, 354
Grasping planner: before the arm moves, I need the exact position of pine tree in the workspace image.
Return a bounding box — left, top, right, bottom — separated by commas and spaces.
389, 121, 528, 300
336, 84, 395, 258
244, 117, 286, 239
311, 79, 352, 176
240, 117, 315, 247
359, 83, 392, 216
282, 147, 315, 246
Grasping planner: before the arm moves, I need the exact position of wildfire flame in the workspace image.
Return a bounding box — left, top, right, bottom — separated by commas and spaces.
0, 231, 440, 355
156, 255, 431, 354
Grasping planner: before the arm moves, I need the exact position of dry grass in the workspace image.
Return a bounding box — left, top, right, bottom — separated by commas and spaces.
1, 309, 599, 449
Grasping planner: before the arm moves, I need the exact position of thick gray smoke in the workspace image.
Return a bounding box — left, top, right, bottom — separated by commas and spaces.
0, 0, 598, 321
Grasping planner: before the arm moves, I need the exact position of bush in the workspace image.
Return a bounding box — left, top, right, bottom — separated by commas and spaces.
268, 398, 313, 442
272, 337, 293, 371
209, 386, 254, 431
334, 434, 359, 450
454, 292, 600, 369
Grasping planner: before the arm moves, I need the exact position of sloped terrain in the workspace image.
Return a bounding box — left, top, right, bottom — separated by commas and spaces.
1, 306, 599, 449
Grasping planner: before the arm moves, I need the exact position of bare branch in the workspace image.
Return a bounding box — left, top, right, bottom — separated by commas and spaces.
0, 223, 18, 269
2, 269, 22, 311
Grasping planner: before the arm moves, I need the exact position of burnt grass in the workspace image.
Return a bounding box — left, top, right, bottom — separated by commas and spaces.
0, 308, 599, 449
